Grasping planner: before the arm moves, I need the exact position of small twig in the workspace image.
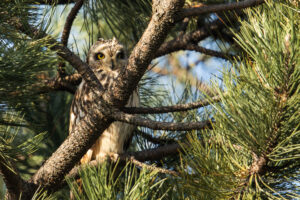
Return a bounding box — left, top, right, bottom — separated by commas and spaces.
112, 110, 212, 131
179, 0, 265, 20
122, 95, 221, 114
125, 155, 179, 176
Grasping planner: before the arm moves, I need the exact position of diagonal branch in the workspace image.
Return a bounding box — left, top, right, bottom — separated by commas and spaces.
11, 19, 101, 89
155, 18, 227, 58
122, 95, 221, 114
104, 0, 185, 107
179, 0, 265, 20
39, 75, 79, 94
111, 110, 212, 131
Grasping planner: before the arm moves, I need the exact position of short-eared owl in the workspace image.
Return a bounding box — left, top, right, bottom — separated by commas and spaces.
69, 38, 139, 164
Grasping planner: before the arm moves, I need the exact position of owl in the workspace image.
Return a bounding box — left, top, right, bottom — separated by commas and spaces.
69, 38, 139, 164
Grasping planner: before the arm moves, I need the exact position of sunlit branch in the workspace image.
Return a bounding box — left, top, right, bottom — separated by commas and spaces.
122, 95, 221, 114
155, 18, 227, 58
112, 110, 212, 131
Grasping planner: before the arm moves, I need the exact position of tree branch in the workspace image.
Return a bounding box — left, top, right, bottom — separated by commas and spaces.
104, 0, 185, 107
122, 95, 221, 114
155, 18, 227, 58
11, 19, 101, 90
179, 0, 265, 20
39, 75, 79, 94
112, 110, 212, 131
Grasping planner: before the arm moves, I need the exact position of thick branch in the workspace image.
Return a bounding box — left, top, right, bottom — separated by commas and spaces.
40, 75, 79, 94
122, 95, 221, 114
112, 110, 212, 131
179, 0, 265, 20
105, 0, 185, 107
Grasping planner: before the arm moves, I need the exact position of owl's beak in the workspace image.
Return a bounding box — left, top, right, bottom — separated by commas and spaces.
111, 60, 115, 70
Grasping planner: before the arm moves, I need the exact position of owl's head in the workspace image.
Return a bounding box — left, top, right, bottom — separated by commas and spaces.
87, 38, 127, 73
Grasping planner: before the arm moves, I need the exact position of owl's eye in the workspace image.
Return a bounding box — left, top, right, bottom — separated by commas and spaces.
116, 51, 125, 59
96, 53, 105, 60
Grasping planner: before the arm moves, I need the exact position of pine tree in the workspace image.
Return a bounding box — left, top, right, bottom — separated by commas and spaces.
0, 0, 299, 199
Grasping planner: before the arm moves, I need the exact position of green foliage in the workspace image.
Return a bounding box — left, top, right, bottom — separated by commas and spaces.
68, 162, 167, 200
0, 114, 46, 177
0, 37, 58, 109
0, 0, 299, 199
178, 1, 300, 199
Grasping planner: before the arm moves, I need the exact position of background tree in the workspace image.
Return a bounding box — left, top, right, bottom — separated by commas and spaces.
0, 0, 299, 199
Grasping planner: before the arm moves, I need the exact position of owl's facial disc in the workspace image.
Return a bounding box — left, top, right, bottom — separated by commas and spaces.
116, 50, 125, 60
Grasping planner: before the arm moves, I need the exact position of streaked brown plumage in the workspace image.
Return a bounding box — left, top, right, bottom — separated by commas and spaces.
69, 38, 139, 164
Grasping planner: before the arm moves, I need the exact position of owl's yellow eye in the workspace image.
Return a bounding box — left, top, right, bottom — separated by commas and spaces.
96, 53, 105, 60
